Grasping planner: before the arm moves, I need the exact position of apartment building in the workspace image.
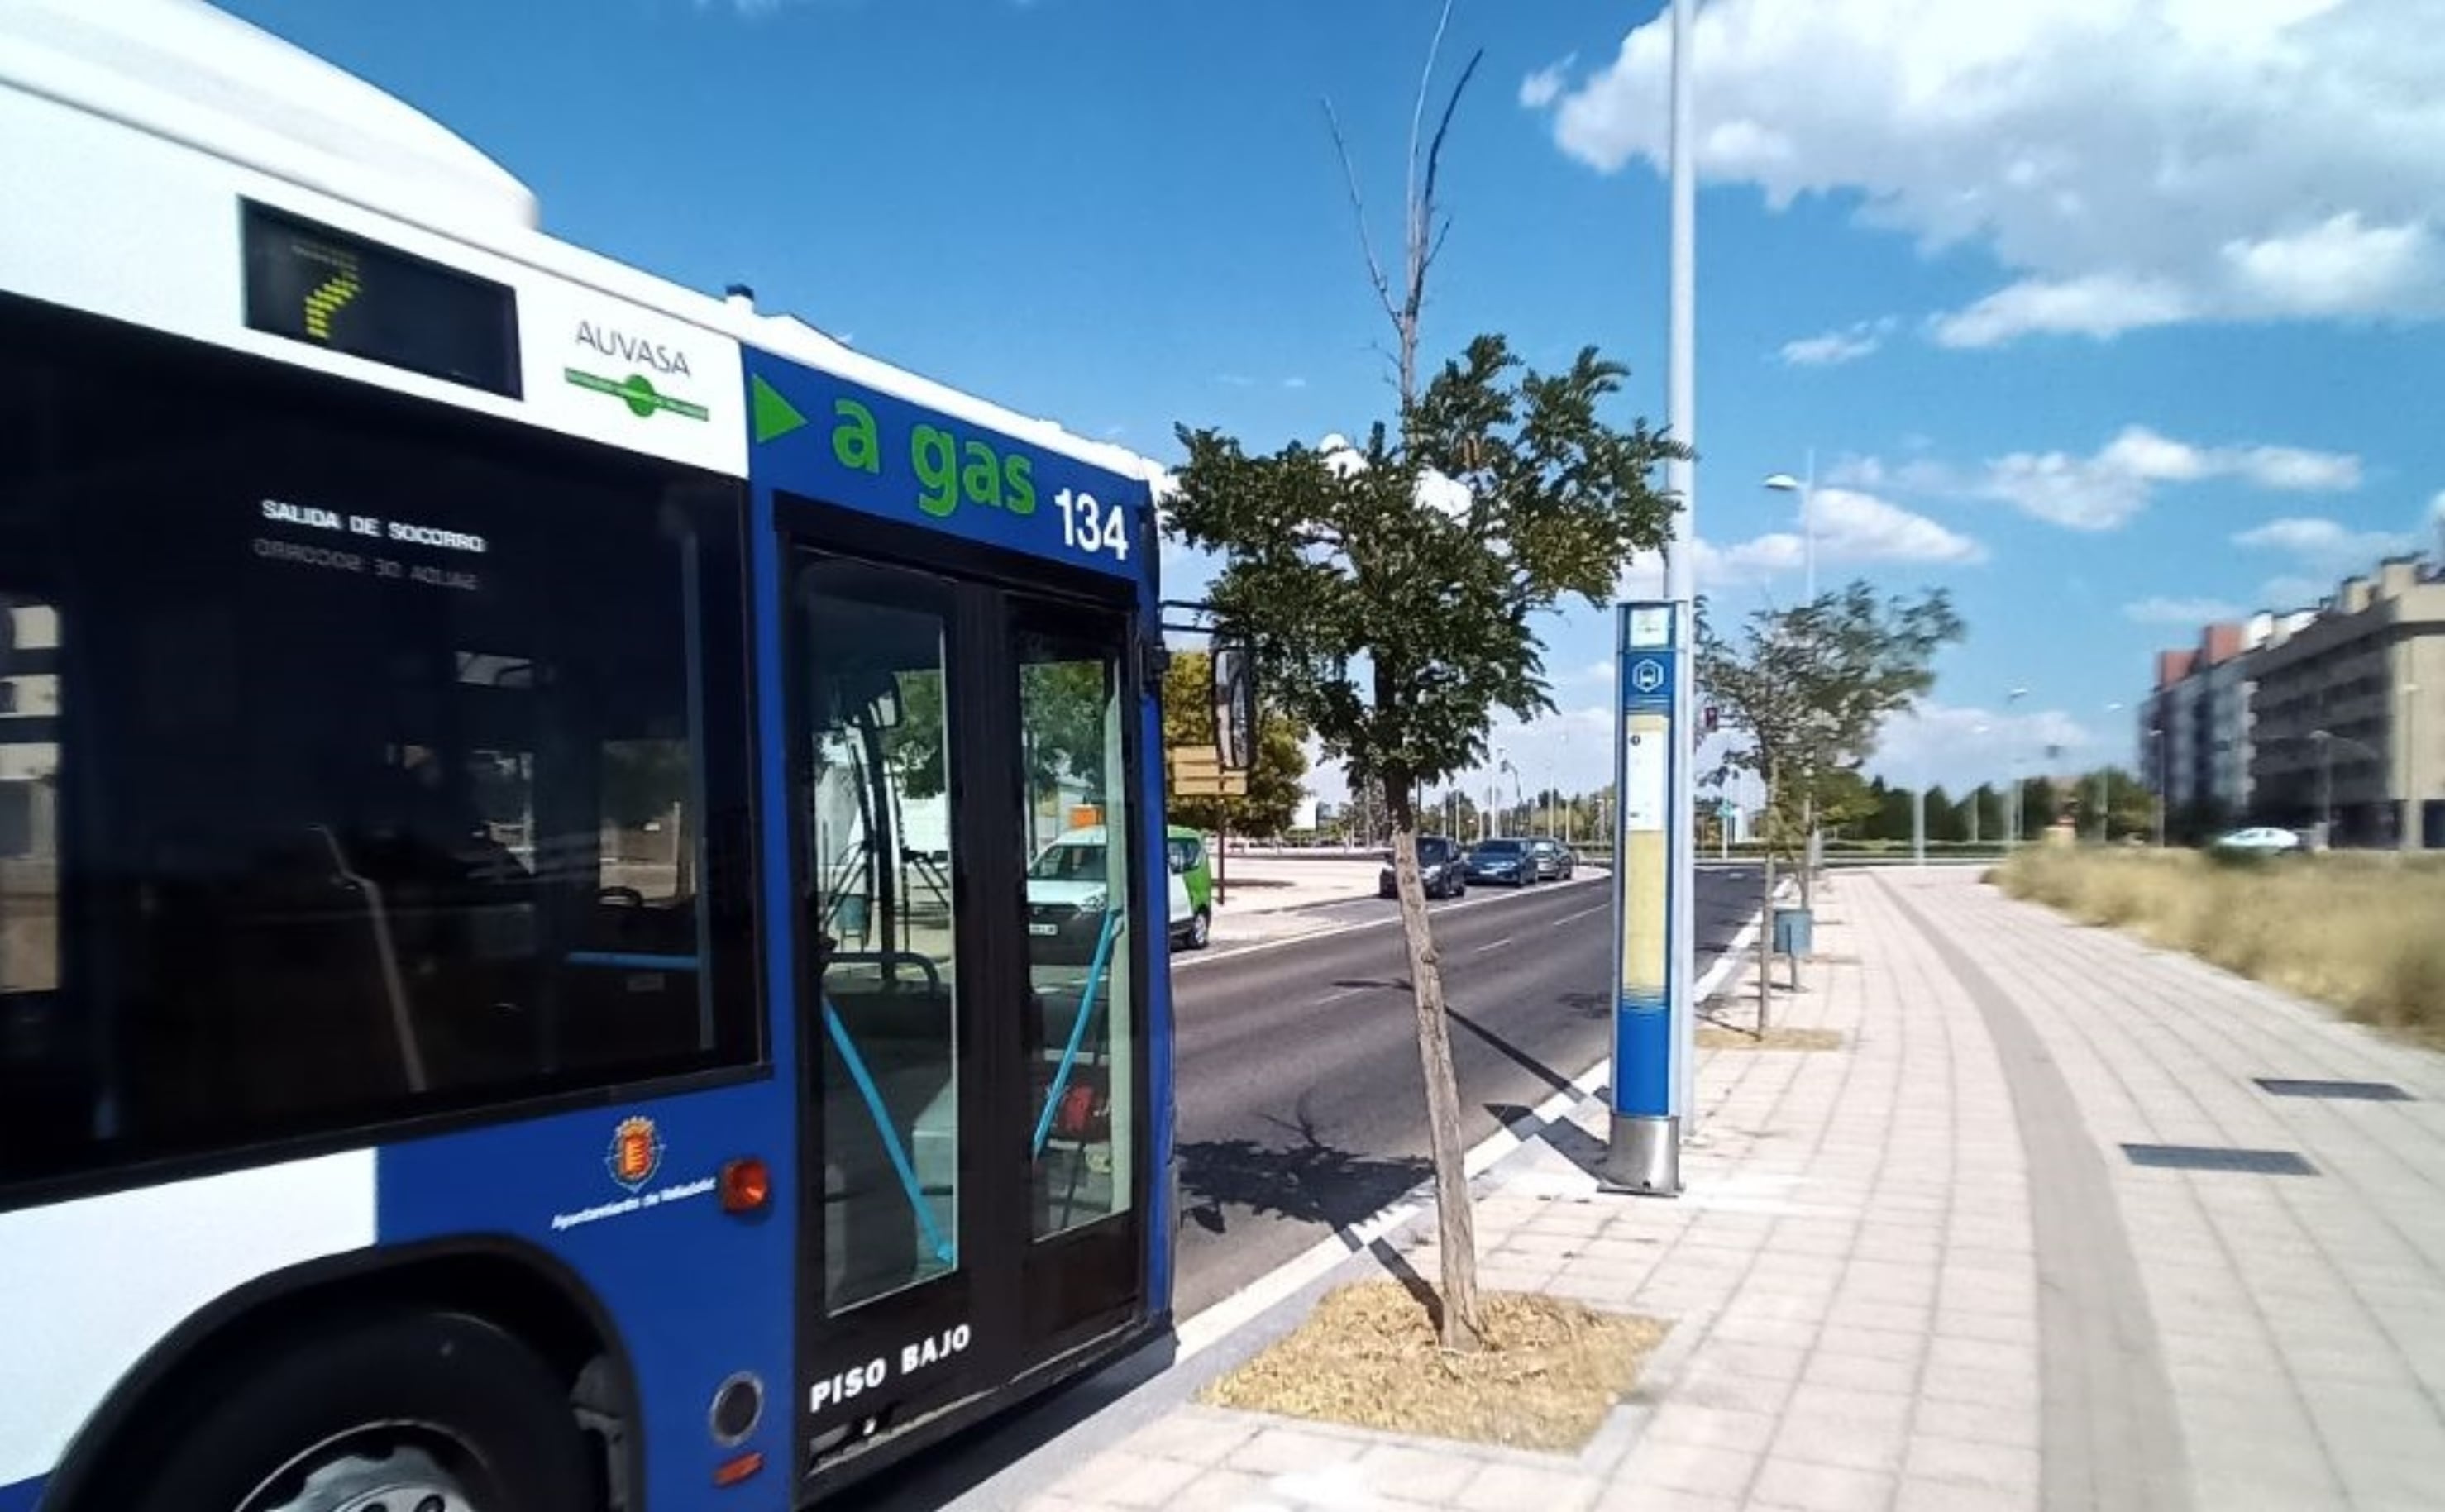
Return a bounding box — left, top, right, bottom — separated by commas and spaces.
2139, 622, 2252, 822
2248, 557, 2445, 849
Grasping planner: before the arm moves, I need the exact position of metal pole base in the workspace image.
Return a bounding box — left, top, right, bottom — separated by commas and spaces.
1599, 1113, 1682, 1197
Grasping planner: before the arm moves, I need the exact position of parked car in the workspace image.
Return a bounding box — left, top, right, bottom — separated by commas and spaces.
1028, 826, 1202, 960
1379, 835, 1468, 899
2210, 825, 2304, 854
1528, 837, 1576, 881
1465, 837, 1535, 886
1166, 826, 1215, 947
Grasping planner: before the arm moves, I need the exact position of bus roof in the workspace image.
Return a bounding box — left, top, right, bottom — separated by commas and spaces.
0, 0, 1169, 489
0, 0, 537, 232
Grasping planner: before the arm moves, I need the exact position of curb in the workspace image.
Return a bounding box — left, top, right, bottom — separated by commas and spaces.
1172, 900, 1770, 1362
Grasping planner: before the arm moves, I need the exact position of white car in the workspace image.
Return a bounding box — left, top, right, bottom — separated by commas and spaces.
1025, 826, 1198, 961
2211, 826, 2304, 853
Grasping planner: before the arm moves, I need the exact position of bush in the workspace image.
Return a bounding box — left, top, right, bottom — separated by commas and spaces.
1995, 849, 2445, 1044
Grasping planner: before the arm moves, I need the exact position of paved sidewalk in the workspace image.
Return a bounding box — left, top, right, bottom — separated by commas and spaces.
953, 866, 2445, 1511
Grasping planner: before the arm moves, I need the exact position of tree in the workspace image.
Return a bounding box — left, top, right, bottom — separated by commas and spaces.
1698, 584, 1964, 1027
886, 662, 1110, 804
1162, 648, 1311, 836
2018, 775, 2061, 836
1170, 11, 1676, 1347
1869, 779, 1917, 843
1923, 783, 1962, 842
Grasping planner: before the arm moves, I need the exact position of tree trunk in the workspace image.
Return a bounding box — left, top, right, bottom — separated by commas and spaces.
1386, 775, 1483, 1349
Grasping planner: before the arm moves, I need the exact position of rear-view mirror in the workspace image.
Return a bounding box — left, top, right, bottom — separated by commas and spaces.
867, 677, 904, 731
1211, 641, 1256, 772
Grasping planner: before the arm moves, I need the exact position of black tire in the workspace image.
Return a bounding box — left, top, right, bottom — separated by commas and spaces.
126, 1309, 590, 1512
1184, 908, 1211, 950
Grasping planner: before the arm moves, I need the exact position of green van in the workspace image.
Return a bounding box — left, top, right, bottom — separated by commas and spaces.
1165, 826, 1214, 949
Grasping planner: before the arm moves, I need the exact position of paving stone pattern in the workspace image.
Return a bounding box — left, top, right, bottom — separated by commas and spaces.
1010, 868, 2445, 1510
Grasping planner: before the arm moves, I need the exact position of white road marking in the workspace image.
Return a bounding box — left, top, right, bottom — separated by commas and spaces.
1472, 937, 1513, 953
1551, 904, 1607, 927
1172, 904, 1769, 1362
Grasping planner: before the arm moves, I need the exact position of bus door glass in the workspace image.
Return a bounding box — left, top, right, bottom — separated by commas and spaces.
792, 552, 984, 1457
790, 549, 1153, 1469
1012, 608, 1145, 1343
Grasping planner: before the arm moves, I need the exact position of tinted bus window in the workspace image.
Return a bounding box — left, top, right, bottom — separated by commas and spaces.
0, 308, 757, 1190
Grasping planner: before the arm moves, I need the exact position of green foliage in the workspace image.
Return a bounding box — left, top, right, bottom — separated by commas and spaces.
1162, 648, 1311, 834
1697, 582, 1965, 861
886, 661, 1110, 804
1922, 783, 1963, 842
1168, 334, 1681, 806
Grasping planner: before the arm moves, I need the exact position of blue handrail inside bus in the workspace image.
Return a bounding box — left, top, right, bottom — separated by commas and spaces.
566, 951, 703, 971
1032, 909, 1121, 1157
821, 993, 956, 1265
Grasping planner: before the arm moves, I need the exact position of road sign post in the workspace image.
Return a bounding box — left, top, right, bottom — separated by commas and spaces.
1603, 601, 1686, 1197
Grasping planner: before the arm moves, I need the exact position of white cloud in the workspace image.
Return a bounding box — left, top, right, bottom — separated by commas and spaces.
1530, 0, 2445, 346
2428, 489, 2445, 525
2221, 212, 2438, 317
1779, 317, 1895, 367
1807, 488, 1986, 565
1945, 425, 2358, 530
1617, 488, 1983, 598
1282, 377, 1309, 390
2232, 515, 2414, 572
1931, 274, 2195, 348
2123, 594, 2244, 625
1869, 700, 2099, 789
2260, 574, 2332, 609
1519, 55, 1576, 110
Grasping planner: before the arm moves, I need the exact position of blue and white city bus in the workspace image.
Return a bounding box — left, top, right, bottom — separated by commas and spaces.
0, 2, 1187, 1507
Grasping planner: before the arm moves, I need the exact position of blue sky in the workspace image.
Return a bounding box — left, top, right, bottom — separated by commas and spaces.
221, 0, 2445, 801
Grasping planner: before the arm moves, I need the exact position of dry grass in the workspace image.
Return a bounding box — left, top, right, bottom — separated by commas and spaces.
1695, 1024, 1846, 1052
1995, 848, 2445, 1045
1199, 1281, 1668, 1450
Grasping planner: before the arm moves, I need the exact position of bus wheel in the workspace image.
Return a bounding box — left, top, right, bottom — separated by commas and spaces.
1185, 909, 1211, 950
130, 1309, 590, 1512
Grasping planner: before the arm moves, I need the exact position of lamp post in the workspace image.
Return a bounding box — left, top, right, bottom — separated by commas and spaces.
2311, 728, 2384, 848
2400, 683, 2422, 853
2004, 687, 2029, 844
1969, 722, 1991, 844
2149, 726, 2167, 847
1763, 451, 1817, 603
2097, 701, 2123, 842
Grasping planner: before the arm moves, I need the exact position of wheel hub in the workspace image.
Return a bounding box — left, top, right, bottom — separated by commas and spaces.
251, 1443, 474, 1512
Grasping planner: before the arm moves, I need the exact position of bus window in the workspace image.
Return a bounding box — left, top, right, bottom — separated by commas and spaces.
0, 598, 60, 1003
798, 560, 963, 1312
1017, 628, 1134, 1238
0, 330, 757, 1188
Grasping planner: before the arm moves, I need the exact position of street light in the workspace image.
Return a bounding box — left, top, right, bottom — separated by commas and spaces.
2005, 688, 2029, 844
2148, 726, 2167, 847
2096, 701, 2123, 842
1970, 722, 1992, 844
2311, 728, 2383, 847
1763, 451, 1817, 602
2400, 683, 2422, 854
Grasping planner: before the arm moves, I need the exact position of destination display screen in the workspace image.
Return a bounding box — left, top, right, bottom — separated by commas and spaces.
241, 202, 521, 398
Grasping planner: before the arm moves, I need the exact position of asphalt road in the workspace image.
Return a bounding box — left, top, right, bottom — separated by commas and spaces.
1170, 862, 1764, 1318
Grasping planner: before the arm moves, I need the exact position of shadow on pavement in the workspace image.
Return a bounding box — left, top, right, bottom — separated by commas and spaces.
1446, 1004, 1579, 1099
1488, 1099, 1610, 1181
1177, 1112, 1434, 1239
